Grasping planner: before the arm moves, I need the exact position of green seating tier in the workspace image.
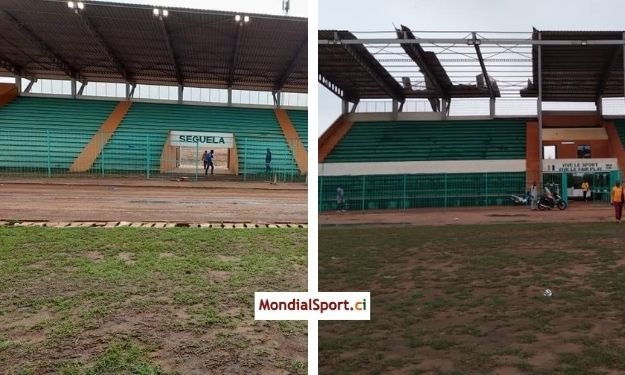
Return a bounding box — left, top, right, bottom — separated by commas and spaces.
93, 102, 298, 174
324, 120, 526, 162
0, 97, 117, 170
287, 109, 308, 149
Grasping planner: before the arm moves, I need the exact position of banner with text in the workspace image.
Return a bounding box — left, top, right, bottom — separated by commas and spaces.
170, 131, 234, 148
543, 158, 618, 173
255, 292, 371, 320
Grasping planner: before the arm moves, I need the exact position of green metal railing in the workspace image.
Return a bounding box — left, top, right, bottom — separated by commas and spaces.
319, 172, 526, 211
319, 170, 625, 212
0, 127, 305, 182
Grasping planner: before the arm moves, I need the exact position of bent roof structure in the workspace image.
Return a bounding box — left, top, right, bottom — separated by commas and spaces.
0, 0, 308, 93
520, 29, 624, 102
319, 27, 625, 104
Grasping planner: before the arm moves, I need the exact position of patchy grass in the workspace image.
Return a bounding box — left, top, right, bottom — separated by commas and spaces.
319, 222, 625, 374
0, 227, 307, 374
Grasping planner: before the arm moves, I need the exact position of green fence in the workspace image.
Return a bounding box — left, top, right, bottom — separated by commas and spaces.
0, 127, 304, 182
544, 170, 622, 204
319, 172, 527, 211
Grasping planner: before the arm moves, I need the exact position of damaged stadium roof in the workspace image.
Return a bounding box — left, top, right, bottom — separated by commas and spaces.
0, 0, 307, 93
520, 29, 624, 102
319, 27, 625, 106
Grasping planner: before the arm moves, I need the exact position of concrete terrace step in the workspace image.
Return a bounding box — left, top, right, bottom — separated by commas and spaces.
0, 221, 307, 229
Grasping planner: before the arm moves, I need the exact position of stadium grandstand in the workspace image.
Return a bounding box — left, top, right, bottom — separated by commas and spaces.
318, 27, 625, 211
0, 0, 308, 181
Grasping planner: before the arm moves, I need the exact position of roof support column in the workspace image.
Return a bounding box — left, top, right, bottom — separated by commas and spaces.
441, 99, 447, 120
14, 76, 21, 95
24, 80, 34, 94
227, 87, 232, 107
125, 83, 135, 100
273, 91, 282, 108
350, 99, 359, 113
341, 99, 349, 114
392, 99, 399, 120
77, 82, 86, 96
178, 85, 183, 104
537, 32, 544, 189
489, 98, 495, 118
71, 79, 77, 98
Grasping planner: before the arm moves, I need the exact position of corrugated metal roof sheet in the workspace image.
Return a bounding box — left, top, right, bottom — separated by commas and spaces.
0, 0, 307, 92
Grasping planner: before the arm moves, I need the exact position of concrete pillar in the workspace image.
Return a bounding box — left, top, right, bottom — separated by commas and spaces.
342, 99, 349, 114
537, 32, 544, 189
178, 85, 184, 104
489, 98, 496, 118
392, 99, 399, 120
71, 80, 77, 98
15, 76, 21, 95
227, 88, 232, 106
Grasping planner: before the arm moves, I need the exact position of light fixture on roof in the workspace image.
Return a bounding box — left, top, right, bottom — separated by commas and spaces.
235, 14, 250, 25
153, 8, 168, 18
67, 1, 84, 11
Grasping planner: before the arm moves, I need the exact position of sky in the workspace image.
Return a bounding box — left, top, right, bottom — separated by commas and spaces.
318, 0, 625, 134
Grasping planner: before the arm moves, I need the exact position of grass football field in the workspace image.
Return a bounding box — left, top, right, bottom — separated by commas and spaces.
0, 227, 307, 374
319, 223, 625, 374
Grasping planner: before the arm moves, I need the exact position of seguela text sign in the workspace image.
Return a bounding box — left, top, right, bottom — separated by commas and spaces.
170, 131, 234, 148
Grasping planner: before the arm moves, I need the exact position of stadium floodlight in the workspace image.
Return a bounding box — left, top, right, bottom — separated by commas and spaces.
162, 9, 169, 17
235, 14, 241, 22
67, 1, 74, 8
77, 2, 84, 10
153, 8, 160, 16
243, 15, 250, 23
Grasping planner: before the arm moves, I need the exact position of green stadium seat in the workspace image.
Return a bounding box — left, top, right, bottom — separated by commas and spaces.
286, 109, 308, 150
93, 102, 300, 175
0, 97, 117, 170
324, 120, 526, 163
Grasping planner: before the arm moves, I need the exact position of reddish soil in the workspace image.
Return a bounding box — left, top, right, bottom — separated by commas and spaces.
0, 178, 307, 223
321, 201, 616, 226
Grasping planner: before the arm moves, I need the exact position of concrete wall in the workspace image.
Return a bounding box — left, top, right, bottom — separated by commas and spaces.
319, 159, 526, 176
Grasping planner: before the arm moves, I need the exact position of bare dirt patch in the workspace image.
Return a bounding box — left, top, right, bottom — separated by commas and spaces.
0, 227, 307, 374
319, 223, 625, 374
84, 251, 104, 262
0, 179, 307, 223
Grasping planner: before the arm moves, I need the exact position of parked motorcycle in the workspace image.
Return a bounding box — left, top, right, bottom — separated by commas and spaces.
510, 192, 530, 205
537, 187, 567, 210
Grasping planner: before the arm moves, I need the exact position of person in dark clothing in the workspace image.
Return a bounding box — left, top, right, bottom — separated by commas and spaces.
265, 148, 272, 180
336, 186, 345, 212
265, 149, 272, 171
201, 150, 208, 172
204, 150, 214, 175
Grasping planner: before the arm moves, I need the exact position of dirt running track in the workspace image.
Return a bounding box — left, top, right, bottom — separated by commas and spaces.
0, 178, 307, 223
321, 202, 619, 226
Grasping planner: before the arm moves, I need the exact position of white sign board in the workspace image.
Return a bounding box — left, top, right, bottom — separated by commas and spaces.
543, 158, 618, 173
170, 131, 234, 148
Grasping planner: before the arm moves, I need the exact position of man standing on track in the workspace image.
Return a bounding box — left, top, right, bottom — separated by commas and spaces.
206, 150, 215, 175
265, 148, 272, 181
582, 180, 590, 203
610, 181, 624, 223
201, 150, 208, 173
336, 186, 345, 213
530, 181, 538, 210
